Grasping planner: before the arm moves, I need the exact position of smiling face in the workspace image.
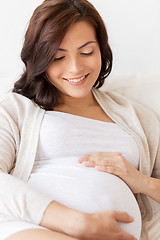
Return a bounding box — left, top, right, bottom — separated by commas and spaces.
46, 21, 102, 102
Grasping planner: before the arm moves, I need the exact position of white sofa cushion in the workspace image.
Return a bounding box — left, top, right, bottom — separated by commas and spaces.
0, 77, 14, 96
101, 73, 160, 119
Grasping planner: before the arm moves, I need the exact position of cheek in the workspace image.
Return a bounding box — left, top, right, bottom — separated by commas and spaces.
97, 55, 102, 72
46, 64, 62, 82
91, 52, 102, 74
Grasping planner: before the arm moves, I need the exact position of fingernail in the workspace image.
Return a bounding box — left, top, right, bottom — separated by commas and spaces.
78, 156, 84, 162
83, 161, 90, 166
95, 166, 101, 170
130, 216, 134, 221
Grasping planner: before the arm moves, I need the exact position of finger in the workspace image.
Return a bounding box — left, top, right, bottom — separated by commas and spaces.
78, 152, 122, 162
82, 161, 95, 167
112, 211, 134, 223
78, 154, 91, 163
78, 153, 125, 170
82, 154, 105, 165
95, 165, 119, 175
111, 211, 137, 240
121, 231, 137, 240
79, 152, 117, 161
89, 153, 123, 165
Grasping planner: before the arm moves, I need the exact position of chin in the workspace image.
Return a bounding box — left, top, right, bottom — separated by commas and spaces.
67, 89, 92, 99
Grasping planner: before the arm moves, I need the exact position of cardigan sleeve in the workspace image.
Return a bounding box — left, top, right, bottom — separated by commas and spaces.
151, 121, 160, 178
0, 173, 53, 224
140, 106, 160, 179
132, 101, 160, 178
0, 95, 53, 225
131, 100, 160, 179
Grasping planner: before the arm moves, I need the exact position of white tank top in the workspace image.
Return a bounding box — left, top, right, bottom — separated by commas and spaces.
28, 111, 141, 239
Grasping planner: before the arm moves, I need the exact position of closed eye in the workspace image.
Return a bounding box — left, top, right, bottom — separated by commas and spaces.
81, 51, 94, 56
54, 56, 65, 61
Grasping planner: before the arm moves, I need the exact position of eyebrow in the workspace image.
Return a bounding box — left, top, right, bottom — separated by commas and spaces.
58, 41, 97, 52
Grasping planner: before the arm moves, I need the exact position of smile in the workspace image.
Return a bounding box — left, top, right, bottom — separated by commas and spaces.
64, 76, 86, 83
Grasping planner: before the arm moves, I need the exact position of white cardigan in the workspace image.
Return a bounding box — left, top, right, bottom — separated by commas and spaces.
0, 88, 160, 240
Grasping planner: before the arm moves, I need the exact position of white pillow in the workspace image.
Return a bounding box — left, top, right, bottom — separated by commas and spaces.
0, 78, 14, 97
101, 73, 160, 119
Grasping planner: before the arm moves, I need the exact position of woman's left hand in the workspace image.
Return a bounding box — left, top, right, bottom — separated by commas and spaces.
78, 152, 148, 194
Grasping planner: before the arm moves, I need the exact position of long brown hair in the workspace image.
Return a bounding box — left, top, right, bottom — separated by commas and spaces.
13, 0, 113, 110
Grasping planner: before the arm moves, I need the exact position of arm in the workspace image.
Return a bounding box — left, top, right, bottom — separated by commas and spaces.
0, 172, 53, 223
40, 201, 136, 240
141, 176, 160, 202
0, 171, 136, 240
0, 98, 53, 224
78, 152, 160, 203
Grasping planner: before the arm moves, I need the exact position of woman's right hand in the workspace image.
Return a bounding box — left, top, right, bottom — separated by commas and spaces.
40, 202, 137, 240
78, 210, 137, 240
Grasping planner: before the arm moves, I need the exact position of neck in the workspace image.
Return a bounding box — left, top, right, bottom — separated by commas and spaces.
55, 91, 97, 111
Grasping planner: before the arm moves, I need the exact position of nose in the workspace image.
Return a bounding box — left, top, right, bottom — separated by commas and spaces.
67, 56, 84, 74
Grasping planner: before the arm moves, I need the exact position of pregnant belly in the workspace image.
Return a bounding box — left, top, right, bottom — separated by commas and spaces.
28, 159, 142, 239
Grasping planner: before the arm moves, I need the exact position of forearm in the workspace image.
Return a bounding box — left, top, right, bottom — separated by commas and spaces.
40, 202, 135, 240
40, 201, 86, 238
141, 176, 160, 203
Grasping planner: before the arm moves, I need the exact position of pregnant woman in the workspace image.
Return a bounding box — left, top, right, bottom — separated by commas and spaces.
0, 1, 160, 240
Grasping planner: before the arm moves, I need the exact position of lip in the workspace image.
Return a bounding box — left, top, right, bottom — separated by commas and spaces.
63, 74, 89, 86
